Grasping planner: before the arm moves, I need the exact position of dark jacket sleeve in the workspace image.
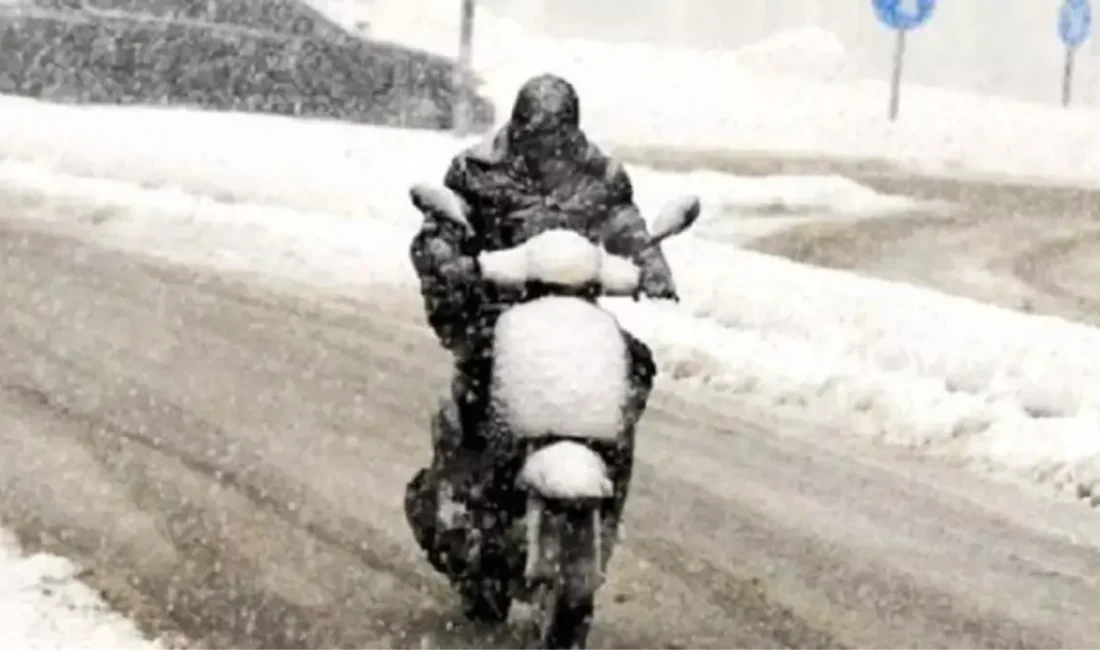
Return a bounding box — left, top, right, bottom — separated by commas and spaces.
600, 160, 678, 300
408, 155, 483, 353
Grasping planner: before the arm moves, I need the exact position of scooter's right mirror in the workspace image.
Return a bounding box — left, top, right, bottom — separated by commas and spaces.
409, 183, 473, 235
648, 194, 702, 245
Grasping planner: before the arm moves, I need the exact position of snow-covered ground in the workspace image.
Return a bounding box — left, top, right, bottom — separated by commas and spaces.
0, 528, 160, 649
312, 0, 1100, 187
1, 2, 1097, 638
0, 97, 922, 244
1, 97, 1097, 507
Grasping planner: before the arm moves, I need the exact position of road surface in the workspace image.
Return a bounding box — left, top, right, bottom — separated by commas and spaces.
752, 177, 1100, 329
616, 145, 1100, 326
2, 214, 1100, 648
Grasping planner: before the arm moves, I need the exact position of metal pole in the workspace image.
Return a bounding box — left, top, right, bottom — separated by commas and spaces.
888, 28, 906, 121
453, 0, 476, 135
1062, 45, 1076, 107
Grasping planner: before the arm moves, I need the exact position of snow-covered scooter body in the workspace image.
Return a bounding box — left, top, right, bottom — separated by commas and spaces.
410, 183, 699, 649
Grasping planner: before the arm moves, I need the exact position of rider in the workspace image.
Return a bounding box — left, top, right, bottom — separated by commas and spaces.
405, 73, 679, 578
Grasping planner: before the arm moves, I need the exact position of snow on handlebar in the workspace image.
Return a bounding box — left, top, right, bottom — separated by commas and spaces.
477, 230, 641, 296
408, 182, 702, 297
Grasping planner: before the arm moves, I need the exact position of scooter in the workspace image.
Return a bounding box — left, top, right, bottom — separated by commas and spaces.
409, 183, 700, 649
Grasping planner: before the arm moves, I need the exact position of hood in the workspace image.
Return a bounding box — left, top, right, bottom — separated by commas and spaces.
507, 74, 582, 159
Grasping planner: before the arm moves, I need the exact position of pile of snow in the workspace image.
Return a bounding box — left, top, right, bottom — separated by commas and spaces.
650, 241, 1100, 477
644, 171, 919, 219
0, 99, 1097, 505
0, 529, 161, 649
733, 27, 853, 82
0, 97, 919, 225
310, 0, 1100, 187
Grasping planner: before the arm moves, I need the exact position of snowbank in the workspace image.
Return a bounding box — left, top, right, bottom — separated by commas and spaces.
0, 528, 161, 649
733, 27, 853, 82
0, 99, 1097, 504
321, 0, 1100, 186
0, 97, 917, 225
654, 241, 1100, 476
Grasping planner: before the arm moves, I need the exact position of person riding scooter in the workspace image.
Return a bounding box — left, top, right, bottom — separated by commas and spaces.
404, 73, 679, 597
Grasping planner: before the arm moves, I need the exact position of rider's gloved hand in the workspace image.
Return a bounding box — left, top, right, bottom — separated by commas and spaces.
636, 270, 679, 303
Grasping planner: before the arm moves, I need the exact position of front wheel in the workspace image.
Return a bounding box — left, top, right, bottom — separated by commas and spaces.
525, 503, 603, 649
531, 583, 595, 649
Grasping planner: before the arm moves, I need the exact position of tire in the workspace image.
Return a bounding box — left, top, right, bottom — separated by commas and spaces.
530, 503, 603, 649
533, 585, 594, 649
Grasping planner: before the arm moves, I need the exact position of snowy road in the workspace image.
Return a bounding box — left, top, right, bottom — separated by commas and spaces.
3, 218, 1100, 648
749, 167, 1100, 326
620, 146, 1100, 326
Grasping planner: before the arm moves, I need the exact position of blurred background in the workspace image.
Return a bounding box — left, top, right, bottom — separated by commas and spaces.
1, 0, 1097, 133
486, 0, 1100, 105
0, 0, 498, 131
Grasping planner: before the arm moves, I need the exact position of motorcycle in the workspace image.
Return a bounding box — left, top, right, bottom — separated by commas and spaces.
408, 183, 700, 649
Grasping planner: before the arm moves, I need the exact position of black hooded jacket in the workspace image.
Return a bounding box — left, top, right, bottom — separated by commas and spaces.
410, 74, 677, 354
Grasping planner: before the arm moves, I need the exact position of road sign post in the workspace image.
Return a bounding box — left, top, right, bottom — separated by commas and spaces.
453, 0, 476, 135
1058, 0, 1092, 107
888, 28, 906, 121
871, 0, 936, 121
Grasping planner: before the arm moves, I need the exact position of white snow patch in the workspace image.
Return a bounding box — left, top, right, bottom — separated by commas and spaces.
493, 297, 629, 442
0, 96, 917, 226
0, 528, 162, 649
643, 172, 923, 226
0, 101, 1097, 504
486, 230, 603, 288
518, 441, 614, 500
734, 27, 853, 82
477, 229, 641, 295
0, 160, 414, 291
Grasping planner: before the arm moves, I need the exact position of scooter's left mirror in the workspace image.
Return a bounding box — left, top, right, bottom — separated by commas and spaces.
648, 194, 702, 245
409, 183, 473, 234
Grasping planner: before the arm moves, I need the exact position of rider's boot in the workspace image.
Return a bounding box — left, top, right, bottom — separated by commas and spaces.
404, 390, 467, 576
406, 391, 517, 633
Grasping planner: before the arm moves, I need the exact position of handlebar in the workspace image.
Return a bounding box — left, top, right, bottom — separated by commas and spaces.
408, 182, 701, 299
477, 229, 641, 297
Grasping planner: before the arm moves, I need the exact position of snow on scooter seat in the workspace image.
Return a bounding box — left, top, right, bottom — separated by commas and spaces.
1, 99, 1099, 504
493, 297, 630, 442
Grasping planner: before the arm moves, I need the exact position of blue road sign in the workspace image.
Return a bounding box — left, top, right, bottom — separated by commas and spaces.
872, 0, 936, 31
1059, 0, 1093, 49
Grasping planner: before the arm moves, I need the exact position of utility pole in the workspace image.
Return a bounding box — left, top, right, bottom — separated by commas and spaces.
452, 0, 476, 135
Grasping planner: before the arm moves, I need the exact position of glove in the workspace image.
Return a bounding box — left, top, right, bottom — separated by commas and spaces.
636, 268, 679, 303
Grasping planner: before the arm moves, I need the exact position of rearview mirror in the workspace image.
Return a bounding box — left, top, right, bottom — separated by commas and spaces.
648, 194, 701, 245
409, 183, 473, 235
